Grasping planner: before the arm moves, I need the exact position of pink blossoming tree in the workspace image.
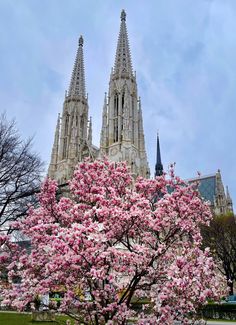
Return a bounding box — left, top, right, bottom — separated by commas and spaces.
1, 160, 225, 324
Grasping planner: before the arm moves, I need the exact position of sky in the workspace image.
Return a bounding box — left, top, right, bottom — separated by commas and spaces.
0, 0, 236, 206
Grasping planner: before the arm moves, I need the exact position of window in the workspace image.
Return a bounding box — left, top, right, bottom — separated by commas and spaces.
114, 93, 119, 142
122, 92, 125, 110
81, 117, 84, 139
132, 96, 135, 144
65, 114, 69, 135
62, 138, 67, 159
121, 92, 125, 133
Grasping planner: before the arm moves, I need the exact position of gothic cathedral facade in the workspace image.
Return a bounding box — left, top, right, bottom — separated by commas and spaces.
47, 10, 234, 216
48, 10, 150, 183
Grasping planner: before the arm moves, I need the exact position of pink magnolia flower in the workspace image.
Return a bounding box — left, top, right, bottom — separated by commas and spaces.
0, 159, 226, 324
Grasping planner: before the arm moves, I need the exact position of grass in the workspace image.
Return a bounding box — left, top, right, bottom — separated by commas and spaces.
0, 312, 74, 325
208, 321, 236, 322
1, 312, 236, 324
207, 321, 236, 323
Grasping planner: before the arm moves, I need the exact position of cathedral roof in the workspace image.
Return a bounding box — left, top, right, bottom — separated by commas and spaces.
188, 174, 216, 204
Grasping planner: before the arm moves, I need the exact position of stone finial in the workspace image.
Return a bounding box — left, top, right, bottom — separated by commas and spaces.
121, 9, 126, 21
79, 35, 84, 47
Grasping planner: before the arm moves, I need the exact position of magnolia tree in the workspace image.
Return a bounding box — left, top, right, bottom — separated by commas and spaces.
1, 160, 225, 324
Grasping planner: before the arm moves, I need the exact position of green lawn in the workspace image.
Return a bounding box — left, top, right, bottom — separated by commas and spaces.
208, 320, 236, 322
0, 312, 73, 325
1, 312, 236, 324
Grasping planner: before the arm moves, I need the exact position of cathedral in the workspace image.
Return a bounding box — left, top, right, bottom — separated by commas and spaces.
155, 134, 233, 215
48, 10, 150, 183
48, 9, 233, 215
188, 171, 233, 215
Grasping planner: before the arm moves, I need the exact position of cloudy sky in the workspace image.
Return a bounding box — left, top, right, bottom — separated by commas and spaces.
0, 0, 236, 206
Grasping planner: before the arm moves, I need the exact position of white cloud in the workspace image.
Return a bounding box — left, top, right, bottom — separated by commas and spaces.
0, 0, 235, 205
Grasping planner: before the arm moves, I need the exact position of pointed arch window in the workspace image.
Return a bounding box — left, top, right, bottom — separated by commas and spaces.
114, 93, 119, 116
132, 96, 135, 144
63, 113, 69, 159
121, 91, 125, 134
114, 93, 119, 142
62, 138, 67, 159
80, 116, 84, 140
65, 114, 69, 135
122, 92, 125, 110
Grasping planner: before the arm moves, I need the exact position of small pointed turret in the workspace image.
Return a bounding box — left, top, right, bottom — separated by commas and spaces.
88, 116, 92, 146
138, 98, 150, 178
114, 9, 133, 75
48, 113, 60, 178
216, 169, 224, 197
138, 98, 145, 152
215, 169, 231, 215
226, 186, 231, 200
102, 92, 107, 123
155, 132, 163, 177
100, 93, 108, 151
226, 186, 234, 213
68, 35, 86, 98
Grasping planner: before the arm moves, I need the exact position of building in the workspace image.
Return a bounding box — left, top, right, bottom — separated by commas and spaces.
48, 10, 150, 182
154, 134, 234, 215
188, 171, 233, 215
99, 10, 150, 178
48, 35, 98, 183
48, 9, 233, 216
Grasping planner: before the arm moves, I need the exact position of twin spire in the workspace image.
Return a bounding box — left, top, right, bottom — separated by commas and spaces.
49, 9, 150, 181
68, 35, 86, 98
49, 10, 234, 214
68, 9, 132, 98
114, 9, 133, 75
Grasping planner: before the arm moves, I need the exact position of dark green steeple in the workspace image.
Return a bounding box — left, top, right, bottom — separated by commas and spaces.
155, 132, 163, 177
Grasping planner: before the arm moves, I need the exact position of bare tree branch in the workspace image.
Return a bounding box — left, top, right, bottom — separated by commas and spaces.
0, 114, 43, 233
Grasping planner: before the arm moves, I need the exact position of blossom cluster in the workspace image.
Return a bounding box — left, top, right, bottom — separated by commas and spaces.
1, 159, 226, 324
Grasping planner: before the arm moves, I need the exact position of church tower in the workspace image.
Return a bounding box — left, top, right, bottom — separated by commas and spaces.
100, 10, 150, 178
48, 36, 98, 183
214, 170, 234, 215
155, 132, 163, 177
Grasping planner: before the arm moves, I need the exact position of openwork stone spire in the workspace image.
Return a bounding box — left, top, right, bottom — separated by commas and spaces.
114, 9, 133, 75
68, 35, 86, 98
99, 11, 150, 178
48, 36, 99, 184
